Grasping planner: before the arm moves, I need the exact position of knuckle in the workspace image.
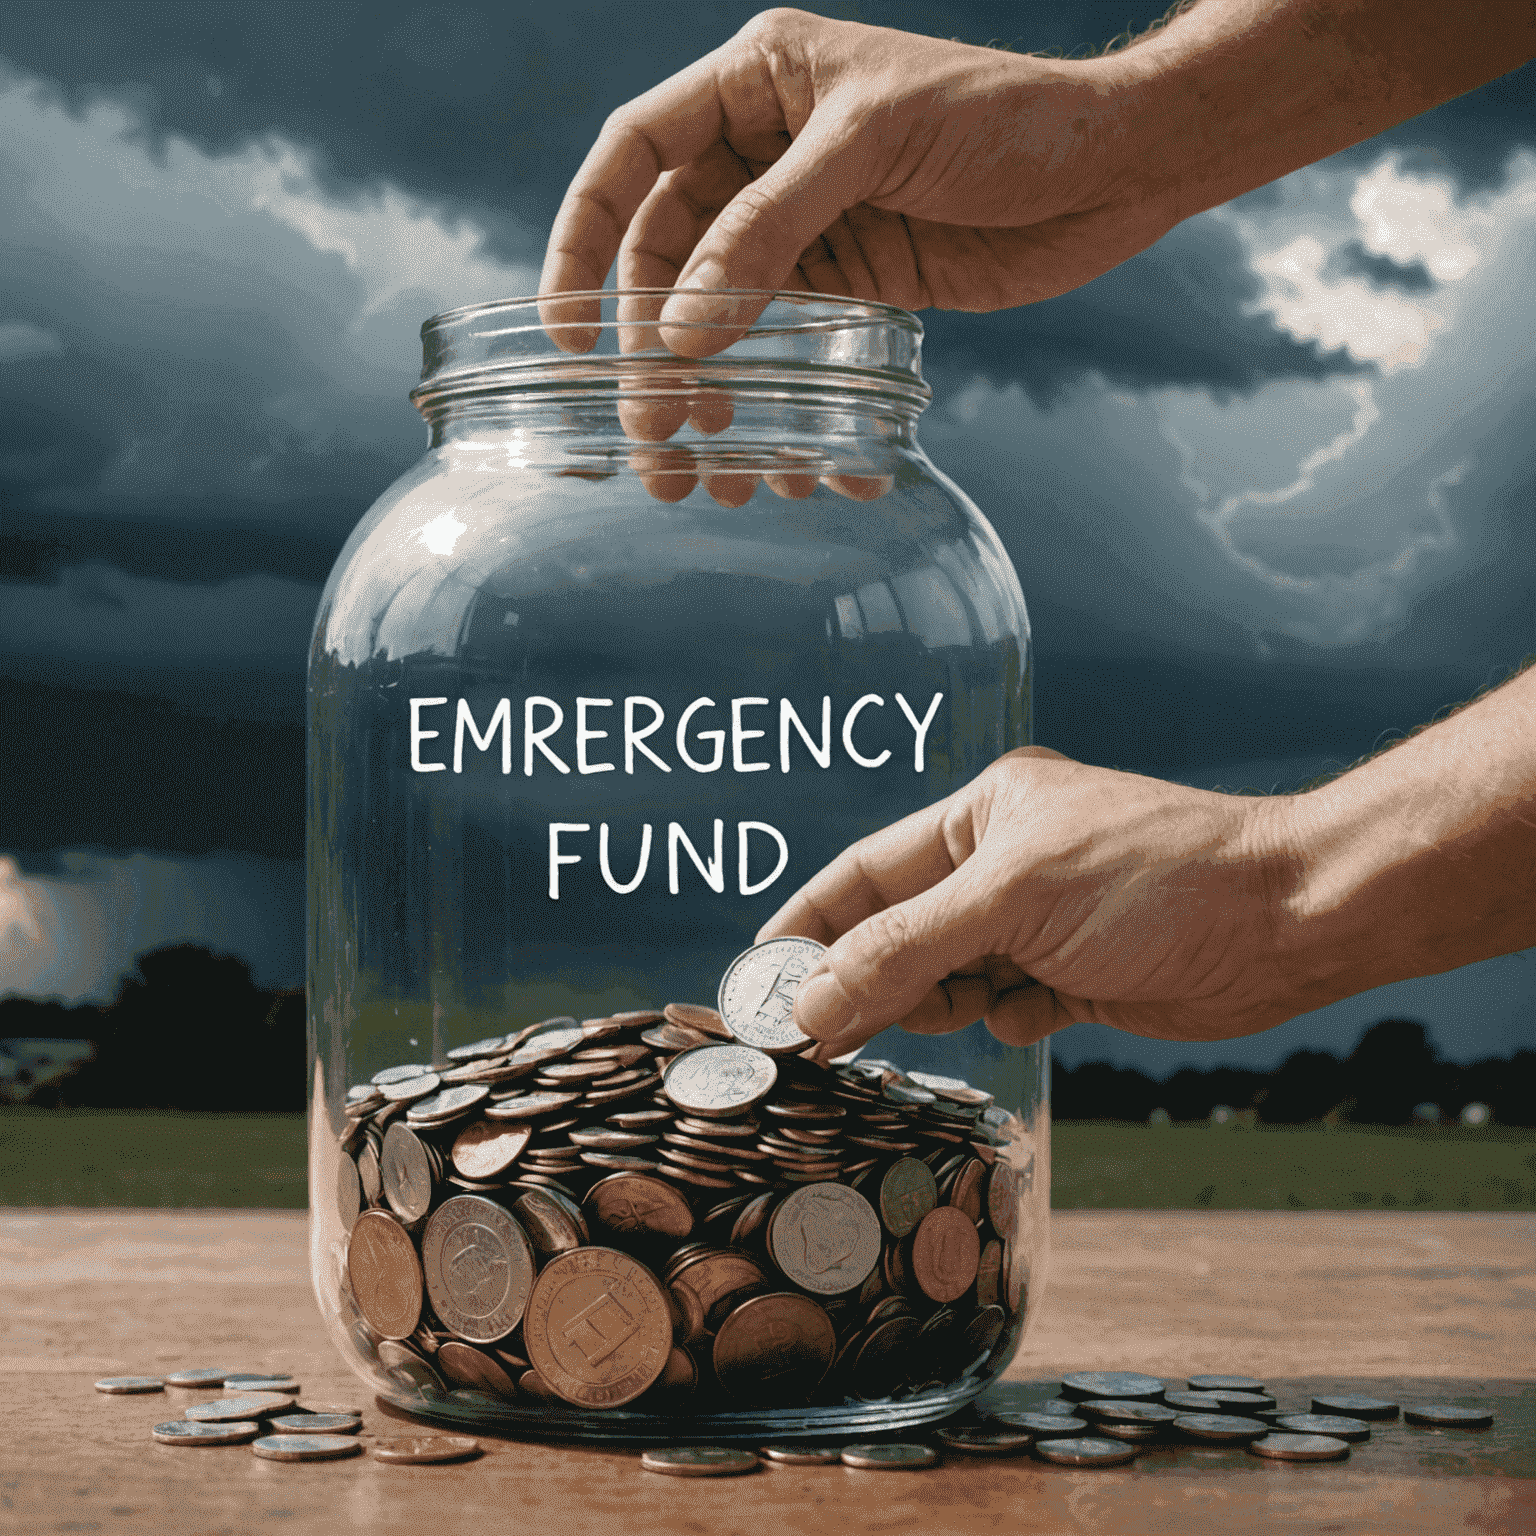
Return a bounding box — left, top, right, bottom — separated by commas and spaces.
850, 904, 915, 985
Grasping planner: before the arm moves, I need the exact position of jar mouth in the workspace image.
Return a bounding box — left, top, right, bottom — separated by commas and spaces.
413, 288, 928, 409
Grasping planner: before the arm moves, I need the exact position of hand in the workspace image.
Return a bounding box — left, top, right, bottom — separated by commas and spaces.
756, 745, 1306, 1056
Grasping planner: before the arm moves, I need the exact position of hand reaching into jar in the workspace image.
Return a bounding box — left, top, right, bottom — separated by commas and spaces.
757, 660, 1536, 1054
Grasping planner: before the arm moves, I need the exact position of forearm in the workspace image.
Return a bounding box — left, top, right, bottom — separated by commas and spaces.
1271, 662, 1536, 1011
1095, 0, 1536, 225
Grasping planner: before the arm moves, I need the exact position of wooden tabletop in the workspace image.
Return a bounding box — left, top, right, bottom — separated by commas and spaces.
3, 1209, 1531, 1535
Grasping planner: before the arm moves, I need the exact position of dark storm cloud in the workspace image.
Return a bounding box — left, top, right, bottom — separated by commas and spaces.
1322, 239, 1437, 295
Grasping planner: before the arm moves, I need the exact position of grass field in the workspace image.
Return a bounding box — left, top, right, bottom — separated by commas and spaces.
3, 1109, 1534, 1211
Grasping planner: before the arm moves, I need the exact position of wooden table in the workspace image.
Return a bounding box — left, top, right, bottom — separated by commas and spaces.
3, 1209, 1531, 1534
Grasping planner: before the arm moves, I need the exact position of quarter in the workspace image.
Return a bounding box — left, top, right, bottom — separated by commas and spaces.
151, 1420, 260, 1445
1403, 1404, 1495, 1428
839, 1442, 939, 1469
1310, 1394, 1399, 1420
266, 1413, 363, 1434
1273, 1414, 1370, 1441
186, 1393, 294, 1422
640, 1447, 760, 1477
767, 1182, 882, 1295
717, 938, 826, 1055
1060, 1371, 1164, 1402
252, 1433, 364, 1462
1031, 1436, 1139, 1467
421, 1194, 535, 1344
94, 1376, 163, 1394
664, 1043, 779, 1117
1247, 1432, 1350, 1462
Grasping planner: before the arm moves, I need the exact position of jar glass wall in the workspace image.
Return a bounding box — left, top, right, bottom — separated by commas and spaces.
308, 291, 1048, 1440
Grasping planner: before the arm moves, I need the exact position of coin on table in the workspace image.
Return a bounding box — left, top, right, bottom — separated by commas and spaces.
1247, 1433, 1350, 1462
1061, 1371, 1164, 1402
252, 1433, 364, 1462
267, 1413, 362, 1435
163, 1367, 239, 1390
1189, 1373, 1265, 1393
151, 1419, 260, 1445
421, 1194, 535, 1345
380, 1121, 436, 1223
876, 1156, 937, 1238
451, 1120, 532, 1180
447, 1035, 514, 1062
717, 937, 826, 1055
1162, 1390, 1229, 1414
522, 1246, 672, 1408
94, 1376, 164, 1394
1206, 1389, 1277, 1412
988, 1411, 1087, 1438
713, 1292, 836, 1405
910, 1205, 981, 1303
1077, 1400, 1179, 1425
640, 1447, 760, 1478
222, 1374, 299, 1393
1311, 1394, 1398, 1420
347, 1208, 424, 1340
935, 1424, 1035, 1455
187, 1393, 295, 1422
1173, 1414, 1268, 1443
372, 1435, 481, 1464
1031, 1436, 1140, 1467
840, 1443, 939, 1469
1404, 1404, 1495, 1428
767, 1182, 882, 1296
760, 1444, 843, 1465
583, 1172, 695, 1240
1274, 1413, 1371, 1441
664, 1043, 779, 1117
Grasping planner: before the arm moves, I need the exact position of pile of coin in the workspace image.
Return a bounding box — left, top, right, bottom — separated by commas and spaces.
332, 938, 1027, 1417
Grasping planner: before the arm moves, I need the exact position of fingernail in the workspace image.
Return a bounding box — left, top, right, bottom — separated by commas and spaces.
795, 970, 855, 1040
660, 260, 736, 328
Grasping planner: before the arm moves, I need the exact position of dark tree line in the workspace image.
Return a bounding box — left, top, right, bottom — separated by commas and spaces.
2, 944, 1530, 1124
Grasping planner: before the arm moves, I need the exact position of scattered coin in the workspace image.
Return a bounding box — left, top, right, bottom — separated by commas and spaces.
267, 1413, 362, 1435
1247, 1433, 1350, 1462
760, 1444, 843, 1465
1311, 1394, 1399, 1420
641, 1446, 760, 1477
987, 1411, 1088, 1438
1205, 1389, 1277, 1412
163, 1367, 241, 1390
717, 937, 825, 1055
1173, 1414, 1269, 1443
252, 1433, 365, 1462
1274, 1413, 1371, 1441
1162, 1390, 1230, 1414
94, 1376, 164, 1394
1404, 1404, 1495, 1428
1032, 1436, 1139, 1467
935, 1424, 1035, 1455
151, 1420, 260, 1445
1188, 1373, 1265, 1392
840, 1443, 940, 1469
222, 1375, 299, 1394
1061, 1371, 1164, 1402
186, 1393, 295, 1422
372, 1435, 481, 1464
1077, 1400, 1179, 1425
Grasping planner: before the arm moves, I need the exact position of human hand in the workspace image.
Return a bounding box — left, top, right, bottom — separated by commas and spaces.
755, 745, 1306, 1056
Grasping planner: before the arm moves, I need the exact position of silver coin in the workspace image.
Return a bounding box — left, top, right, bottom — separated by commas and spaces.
935, 1424, 1035, 1455
407, 1084, 490, 1124
185, 1393, 294, 1421
664, 1043, 778, 1117
267, 1413, 362, 1434
372, 1064, 430, 1085
1311, 1394, 1399, 1420
840, 1442, 939, 1469
1274, 1414, 1371, 1442
94, 1376, 164, 1394
759, 1444, 843, 1465
251, 1433, 364, 1462
421, 1194, 535, 1344
766, 1182, 881, 1295
1162, 1390, 1230, 1413
378, 1072, 441, 1103
446, 1036, 514, 1062
1061, 1371, 1164, 1401
222, 1374, 299, 1393
381, 1121, 436, 1223
1247, 1433, 1350, 1462
1173, 1414, 1268, 1442
640, 1447, 760, 1477
1077, 1400, 1178, 1425
1189, 1373, 1265, 1392
151, 1420, 260, 1445
987, 1411, 1088, 1438
163, 1367, 239, 1389
372, 1434, 482, 1464
1404, 1404, 1495, 1428
1031, 1436, 1139, 1467
376, 1339, 447, 1396
482, 1090, 581, 1121
717, 937, 826, 1056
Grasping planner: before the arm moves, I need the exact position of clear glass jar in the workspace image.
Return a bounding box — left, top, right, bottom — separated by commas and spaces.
307, 290, 1048, 1441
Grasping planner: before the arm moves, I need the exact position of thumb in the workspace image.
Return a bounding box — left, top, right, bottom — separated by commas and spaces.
658, 105, 876, 354
793, 863, 999, 1043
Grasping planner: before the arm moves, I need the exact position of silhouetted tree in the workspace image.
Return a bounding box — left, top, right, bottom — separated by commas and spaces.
1255, 1050, 1346, 1123
1341, 1018, 1441, 1124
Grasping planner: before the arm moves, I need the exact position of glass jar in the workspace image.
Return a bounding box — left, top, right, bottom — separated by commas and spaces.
307, 290, 1048, 1441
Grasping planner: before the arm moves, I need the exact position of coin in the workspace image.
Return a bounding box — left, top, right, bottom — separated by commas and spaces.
151, 1419, 261, 1445
876, 1156, 937, 1238
1077, 1400, 1179, 1425
94, 1376, 164, 1394
372, 1063, 430, 1085
988, 1411, 1087, 1438
407, 1084, 490, 1124
1311, 1394, 1399, 1420
1274, 1414, 1371, 1441
522, 1246, 672, 1408
640, 1447, 760, 1477
840, 1443, 939, 1469
347, 1209, 424, 1340
850, 1315, 921, 1400
1205, 1389, 1277, 1412
767, 1182, 882, 1295
1173, 1414, 1268, 1442
583, 1172, 695, 1240
252, 1433, 364, 1462
716, 938, 825, 1055
421, 1194, 535, 1344
1031, 1436, 1139, 1467
163, 1367, 239, 1389
664, 1043, 778, 1117
379, 1072, 441, 1104
380, 1122, 436, 1223
337, 1153, 364, 1229
1162, 1390, 1230, 1413
447, 1035, 513, 1062
759, 1444, 842, 1464
376, 1339, 447, 1395
986, 1162, 1019, 1240
451, 1120, 532, 1180
431, 1342, 519, 1399
1404, 1404, 1495, 1428
948, 1159, 987, 1222
713, 1292, 836, 1405
663, 1002, 733, 1040
372, 1435, 481, 1464
484, 1091, 580, 1121
1189, 1373, 1265, 1392
221, 1375, 299, 1394
186, 1393, 295, 1422
909, 1205, 981, 1303
935, 1424, 1035, 1455
1247, 1433, 1350, 1462
1061, 1371, 1164, 1402
267, 1413, 363, 1434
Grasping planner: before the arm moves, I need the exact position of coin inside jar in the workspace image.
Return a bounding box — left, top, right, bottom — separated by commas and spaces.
347, 1209, 424, 1340
909, 1205, 981, 1303
420, 1195, 535, 1345
767, 1182, 882, 1296
712, 1292, 836, 1405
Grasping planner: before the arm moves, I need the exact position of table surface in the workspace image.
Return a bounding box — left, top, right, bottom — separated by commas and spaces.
2, 1208, 1531, 1535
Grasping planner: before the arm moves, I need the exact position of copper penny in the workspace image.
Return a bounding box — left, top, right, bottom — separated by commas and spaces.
713, 1291, 836, 1404
948, 1158, 986, 1222
986, 1161, 1019, 1240
670, 1249, 771, 1322
582, 1172, 695, 1240
909, 1205, 981, 1303
371, 1435, 481, 1464
640, 1446, 759, 1477
663, 1002, 733, 1040
435, 1341, 520, 1398
347, 1209, 423, 1340
509, 1187, 588, 1259
975, 1238, 1003, 1309
451, 1120, 532, 1180
420, 1194, 535, 1344
522, 1247, 672, 1408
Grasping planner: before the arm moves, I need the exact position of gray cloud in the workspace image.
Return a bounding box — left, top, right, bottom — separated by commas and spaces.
1322, 239, 1437, 294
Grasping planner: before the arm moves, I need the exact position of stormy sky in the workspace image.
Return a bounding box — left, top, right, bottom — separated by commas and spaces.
1, 1, 1532, 1077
